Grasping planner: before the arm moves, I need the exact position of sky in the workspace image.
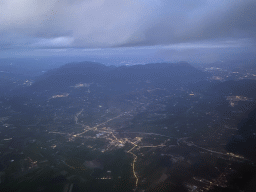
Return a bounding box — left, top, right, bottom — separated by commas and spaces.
0, 0, 256, 63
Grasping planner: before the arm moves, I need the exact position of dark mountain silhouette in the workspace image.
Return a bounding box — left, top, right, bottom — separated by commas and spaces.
32, 62, 112, 90
30, 61, 208, 92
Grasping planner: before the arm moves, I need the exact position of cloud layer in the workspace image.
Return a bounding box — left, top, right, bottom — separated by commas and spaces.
0, 0, 255, 49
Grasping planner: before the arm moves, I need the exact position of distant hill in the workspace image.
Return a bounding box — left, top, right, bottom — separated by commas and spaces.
109, 62, 206, 84
30, 61, 208, 92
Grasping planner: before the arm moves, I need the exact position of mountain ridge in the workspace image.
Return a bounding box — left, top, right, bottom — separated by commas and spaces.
31, 61, 208, 92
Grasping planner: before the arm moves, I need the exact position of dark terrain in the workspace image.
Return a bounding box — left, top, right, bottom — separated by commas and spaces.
0, 61, 255, 192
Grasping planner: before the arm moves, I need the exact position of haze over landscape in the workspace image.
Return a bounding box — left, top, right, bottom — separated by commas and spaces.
0, 1, 256, 192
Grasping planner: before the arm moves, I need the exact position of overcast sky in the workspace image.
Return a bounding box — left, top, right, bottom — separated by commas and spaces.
0, 0, 255, 63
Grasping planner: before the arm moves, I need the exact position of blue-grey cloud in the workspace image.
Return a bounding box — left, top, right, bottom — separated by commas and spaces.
0, 0, 255, 49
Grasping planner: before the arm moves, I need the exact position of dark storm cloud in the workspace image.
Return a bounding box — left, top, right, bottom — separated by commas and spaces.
0, 0, 255, 49
124, 0, 256, 46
